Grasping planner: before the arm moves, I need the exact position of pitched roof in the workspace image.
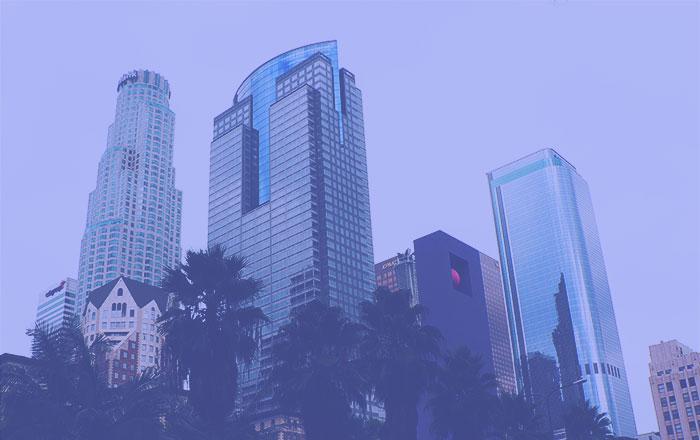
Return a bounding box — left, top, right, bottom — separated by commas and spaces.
86, 276, 169, 313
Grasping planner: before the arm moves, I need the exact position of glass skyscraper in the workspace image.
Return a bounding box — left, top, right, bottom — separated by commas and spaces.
487, 149, 636, 437
77, 70, 182, 313
208, 41, 375, 410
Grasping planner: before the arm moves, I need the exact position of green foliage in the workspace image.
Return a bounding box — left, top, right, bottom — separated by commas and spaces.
493, 393, 548, 440
358, 288, 441, 440
159, 244, 267, 438
428, 347, 497, 440
563, 401, 614, 440
270, 301, 367, 440
0, 321, 171, 440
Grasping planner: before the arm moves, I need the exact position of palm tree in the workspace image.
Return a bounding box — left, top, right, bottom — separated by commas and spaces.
0, 321, 170, 440
358, 287, 441, 440
428, 346, 497, 440
563, 401, 613, 440
270, 301, 367, 440
493, 393, 547, 440
159, 245, 268, 439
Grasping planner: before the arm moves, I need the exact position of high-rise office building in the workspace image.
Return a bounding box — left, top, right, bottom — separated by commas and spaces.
408, 231, 517, 439
412, 231, 517, 394
82, 276, 168, 387
208, 41, 375, 410
375, 250, 419, 305
648, 340, 700, 440
487, 148, 636, 436
35, 277, 78, 331
76, 70, 182, 313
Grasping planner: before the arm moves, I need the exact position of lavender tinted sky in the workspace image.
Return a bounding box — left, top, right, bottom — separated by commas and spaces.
1, 0, 698, 433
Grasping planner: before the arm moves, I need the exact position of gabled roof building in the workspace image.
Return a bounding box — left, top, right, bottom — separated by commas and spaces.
82, 276, 168, 386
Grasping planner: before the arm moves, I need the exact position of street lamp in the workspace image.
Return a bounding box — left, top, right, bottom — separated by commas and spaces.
543, 377, 588, 438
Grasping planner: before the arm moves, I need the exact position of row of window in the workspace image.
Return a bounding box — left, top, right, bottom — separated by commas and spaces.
660, 391, 700, 407
658, 364, 696, 376
659, 377, 698, 393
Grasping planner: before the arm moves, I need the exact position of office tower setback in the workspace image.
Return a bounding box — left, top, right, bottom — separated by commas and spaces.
375, 249, 419, 305
76, 70, 182, 313
208, 41, 375, 409
35, 277, 78, 331
487, 148, 636, 436
648, 340, 700, 440
82, 276, 168, 387
410, 231, 517, 439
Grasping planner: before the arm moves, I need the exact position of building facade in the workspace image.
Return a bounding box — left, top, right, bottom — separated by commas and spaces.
648, 340, 700, 440
208, 41, 375, 411
82, 276, 168, 387
487, 148, 636, 436
412, 231, 517, 395
374, 249, 419, 305
398, 231, 517, 439
638, 433, 662, 440
76, 70, 182, 313
35, 277, 78, 331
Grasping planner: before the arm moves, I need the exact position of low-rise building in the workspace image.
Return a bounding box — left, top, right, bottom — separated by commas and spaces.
82, 276, 168, 386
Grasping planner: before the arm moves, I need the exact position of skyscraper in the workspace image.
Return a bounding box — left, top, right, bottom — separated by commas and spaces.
487, 148, 636, 436
208, 41, 375, 410
375, 250, 419, 305
411, 231, 517, 395
35, 277, 78, 332
648, 340, 700, 440
405, 231, 516, 439
76, 70, 182, 313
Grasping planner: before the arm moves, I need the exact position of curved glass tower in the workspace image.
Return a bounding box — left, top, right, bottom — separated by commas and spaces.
488, 149, 636, 437
77, 70, 182, 313
208, 41, 375, 412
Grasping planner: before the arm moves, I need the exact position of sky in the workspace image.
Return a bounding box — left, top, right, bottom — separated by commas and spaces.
1, 0, 698, 433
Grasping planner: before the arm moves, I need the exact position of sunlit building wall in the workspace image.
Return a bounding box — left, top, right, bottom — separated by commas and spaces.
488, 148, 636, 436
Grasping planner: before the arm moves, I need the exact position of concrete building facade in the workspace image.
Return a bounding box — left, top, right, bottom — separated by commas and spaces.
649, 340, 700, 440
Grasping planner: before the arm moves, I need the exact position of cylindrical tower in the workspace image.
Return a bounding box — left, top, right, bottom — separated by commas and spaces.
76, 70, 182, 315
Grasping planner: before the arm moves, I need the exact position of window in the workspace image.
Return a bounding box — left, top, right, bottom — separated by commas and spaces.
665, 411, 671, 421
692, 391, 699, 401
660, 384, 667, 393
117, 288, 123, 296
687, 407, 694, 417
682, 379, 688, 388
130, 309, 135, 317
667, 426, 674, 435
668, 382, 675, 391
685, 393, 691, 403
662, 397, 668, 407
594, 363, 599, 374
670, 396, 677, 404
690, 377, 697, 387
672, 409, 680, 419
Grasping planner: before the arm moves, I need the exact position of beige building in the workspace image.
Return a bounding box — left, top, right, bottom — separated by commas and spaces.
649, 340, 700, 440
82, 276, 168, 387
